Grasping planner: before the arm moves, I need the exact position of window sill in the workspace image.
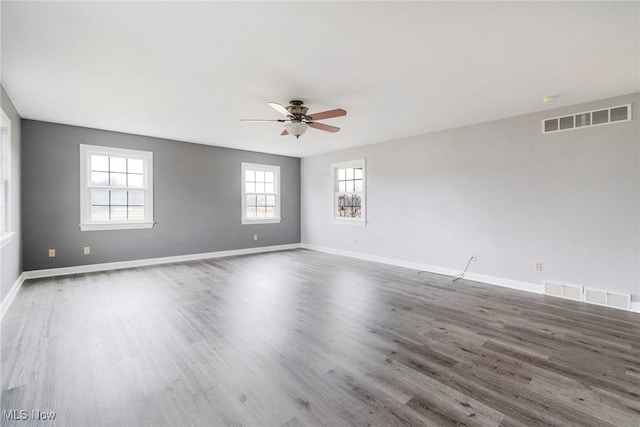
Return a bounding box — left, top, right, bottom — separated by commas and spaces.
241, 218, 281, 225
0, 231, 16, 248
79, 221, 155, 231
331, 219, 366, 227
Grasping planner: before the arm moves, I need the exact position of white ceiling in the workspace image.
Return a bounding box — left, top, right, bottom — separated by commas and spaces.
2, 1, 639, 158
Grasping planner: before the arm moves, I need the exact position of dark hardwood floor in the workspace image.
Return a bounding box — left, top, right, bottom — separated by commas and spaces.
2, 249, 639, 426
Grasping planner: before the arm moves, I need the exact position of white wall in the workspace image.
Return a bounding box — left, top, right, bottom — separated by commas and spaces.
302, 93, 640, 303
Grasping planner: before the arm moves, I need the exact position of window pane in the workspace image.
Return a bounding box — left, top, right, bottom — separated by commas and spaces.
128, 206, 145, 220
91, 206, 109, 221
265, 172, 274, 183
256, 207, 266, 217
91, 155, 109, 171
128, 158, 143, 174
346, 168, 354, 180
338, 181, 346, 192
353, 207, 362, 218
128, 190, 145, 206
246, 182, 255, 193
110, 206, 127, 220
355, 180, 363, 192
256, 171, 265, 182
110, 157, 127, 173
257, 195, 266, 207
346, 181, 354, 192
110, 173, 127, 186
246, 195, 257, 207
128, 173, 143, 188
245, 170, 255, 182
265, 183, 274, 194
91, 189, 109, 205
354, 168, 363, 179
256, 182, 265, 193
246, 207, 257, 218
353, 195, 362, 207
266, 206, 275, 217
266, 195, 275, 207
91, 172, 109, 186
338, 169, 345, 180
338, 195, 345, 207
111, 190, 127, 205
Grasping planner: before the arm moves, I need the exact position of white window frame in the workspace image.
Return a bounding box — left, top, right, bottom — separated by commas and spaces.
241, 162, 281, 225
0, 108, 13, 247
331, 159, 366, 226
79, 144, 154, 231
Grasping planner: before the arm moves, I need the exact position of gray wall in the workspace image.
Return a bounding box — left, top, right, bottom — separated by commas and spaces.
1, 86, 22, 302
22, 120, 300, 270
302, 93, 640, 302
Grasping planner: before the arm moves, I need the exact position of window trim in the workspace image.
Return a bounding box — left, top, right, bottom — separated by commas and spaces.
331, 159, 366, 226
79, 144, 154, 231
241, 162, 281, 225
0, 108, 12, 244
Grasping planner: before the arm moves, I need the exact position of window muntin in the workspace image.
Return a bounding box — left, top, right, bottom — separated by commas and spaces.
241, 162, 281, 224
80, 145, 153, 231
332, 159, 365, 224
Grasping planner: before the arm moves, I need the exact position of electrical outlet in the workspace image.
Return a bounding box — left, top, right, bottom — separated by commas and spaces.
48, 249, 56, 258
84, 246, 91, 255
534, 261, 543, 271
253, 234, 258, 241
471, 253, 477, 262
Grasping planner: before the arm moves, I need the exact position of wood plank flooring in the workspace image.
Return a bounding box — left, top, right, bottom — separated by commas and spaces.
2, 249, 639, 426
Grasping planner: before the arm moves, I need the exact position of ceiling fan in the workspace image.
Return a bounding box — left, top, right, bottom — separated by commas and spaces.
241, 100, 347, 139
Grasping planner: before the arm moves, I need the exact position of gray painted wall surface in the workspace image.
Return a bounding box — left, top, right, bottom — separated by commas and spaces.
1, 86, 22, 303
302, 93, 640, 301
22, 120, 300, 270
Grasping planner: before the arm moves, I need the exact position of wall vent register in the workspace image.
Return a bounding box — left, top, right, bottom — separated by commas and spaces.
542, 104, 631, 134
544, 281, 631, 311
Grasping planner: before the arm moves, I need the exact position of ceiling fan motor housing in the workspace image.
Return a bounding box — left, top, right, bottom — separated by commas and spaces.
287, 100, 309, 119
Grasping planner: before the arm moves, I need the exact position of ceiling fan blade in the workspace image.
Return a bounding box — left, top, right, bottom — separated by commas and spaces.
307, 108, 347, 121
309, 122, 341, 133
281, 129, 289, 136
240, 119, 287, 122
268, 102, 291, 116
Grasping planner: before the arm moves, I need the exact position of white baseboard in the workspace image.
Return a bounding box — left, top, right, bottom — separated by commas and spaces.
463, 272, 543, 294
302, 244, 540, 296
631, 301, 640, 313
23, 243, 301, 280
0, 272, 25, 322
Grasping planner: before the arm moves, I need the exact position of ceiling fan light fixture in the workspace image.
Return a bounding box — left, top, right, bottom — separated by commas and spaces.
284, 121, 309, 139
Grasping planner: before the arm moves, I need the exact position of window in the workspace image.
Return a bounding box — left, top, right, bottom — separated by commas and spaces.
332, 159, 365, 224
0, 108, 11, 245
80, 144, 154, 231
241, 162, 281, 224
